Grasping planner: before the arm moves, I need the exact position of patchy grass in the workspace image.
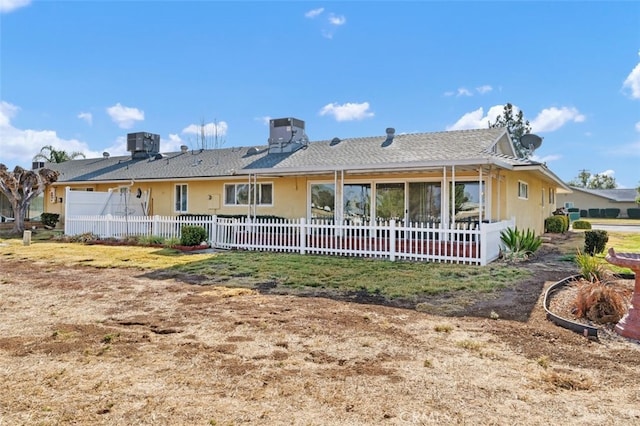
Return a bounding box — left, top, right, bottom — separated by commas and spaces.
0, 239, 211, 269
168, 251, 529, 298
606, 232, 640, 254
0, 238, 529, 299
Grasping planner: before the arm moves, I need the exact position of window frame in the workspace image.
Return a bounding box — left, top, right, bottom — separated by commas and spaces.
175, 184, 188, 213
517, 181, 529, 200
224, 182, 273, 206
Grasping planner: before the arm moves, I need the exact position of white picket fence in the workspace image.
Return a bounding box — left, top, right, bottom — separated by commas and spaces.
65, 215, 513, 265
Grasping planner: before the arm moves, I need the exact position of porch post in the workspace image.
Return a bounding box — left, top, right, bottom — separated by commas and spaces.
497, 171, 502, 221
389, 219, 396, 261
442, 166, 447, 228
451, 165, 456, 229
479, 167, 483, 223
247, 174, 252, 219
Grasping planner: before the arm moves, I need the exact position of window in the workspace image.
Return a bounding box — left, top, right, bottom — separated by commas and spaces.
175, 184, 188, 212
549, 189, 555, 204
518, 181, 529, 199
225, 183, 273, 205
408, 182, 441, 223
310, 183, 335, 220
451, 181, 485, 221
376, 183, 405, 221
343, 183, 371, 223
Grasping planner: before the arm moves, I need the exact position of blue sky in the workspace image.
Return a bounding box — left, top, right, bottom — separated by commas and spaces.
1, 1, 639, 188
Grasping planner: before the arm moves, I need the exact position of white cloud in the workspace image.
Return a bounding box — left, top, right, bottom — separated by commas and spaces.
182, 121, 229, 138
0, 0, 31, 14
328, 13, 346, 26
444, 85, 492, 97
446, 105, 505, 130
305, 7, 324, 19
598, 169, 615, 177
606, 140, 640, 158
622, 62, 640, 99
0, 100, 19, 127
530, 153, 562, 163
255, 116, 272, 125
319, 102, 374, 122
106, 103, 144, 129
168, 133, 182, 143
0, 101, 101, 168
77, 112, 92, 126
312, 10, 346, 39
321, 29, 335, 40
530, 107, 585, 132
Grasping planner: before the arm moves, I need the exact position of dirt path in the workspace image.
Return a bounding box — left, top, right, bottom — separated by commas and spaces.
1, 252, 639, 425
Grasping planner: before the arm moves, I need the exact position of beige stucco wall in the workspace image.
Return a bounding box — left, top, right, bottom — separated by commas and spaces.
501, 170, 559, 234
48, 167, 562, 234
556, 191, 637, 218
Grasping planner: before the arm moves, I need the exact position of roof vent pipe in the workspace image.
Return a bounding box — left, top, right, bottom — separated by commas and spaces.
180, 145, 189, 153
385, 127, 395, 138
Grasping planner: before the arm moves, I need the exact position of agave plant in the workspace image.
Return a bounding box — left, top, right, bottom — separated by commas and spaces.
500, 227, 542, 259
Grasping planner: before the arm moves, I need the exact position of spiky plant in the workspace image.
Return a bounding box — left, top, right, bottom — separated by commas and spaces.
500, 227, 542, 260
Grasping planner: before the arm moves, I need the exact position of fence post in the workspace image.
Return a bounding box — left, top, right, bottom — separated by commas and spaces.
389, 219, 396, 262
299, 218, 306, 255
210, 215, 217, 247
106, 214, 112, 238
480, 222, 487, 266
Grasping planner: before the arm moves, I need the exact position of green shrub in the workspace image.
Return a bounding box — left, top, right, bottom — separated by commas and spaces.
500, 227, 542, 259
588, 208, 600, 218
627, 208, 640, 219
584, 230, 608, 256
580, 209, 588, 218
574, 250, 605, 282
545, 216, 565, 233
40, 212, 60, 228
572, 220, 591, 230
604, 208, 620, 218
138, 235, 165, 245
180, 225, 208, 246
163, 237, 181, 247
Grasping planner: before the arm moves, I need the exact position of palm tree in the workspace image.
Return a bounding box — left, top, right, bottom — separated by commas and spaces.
33, 145, 85, 163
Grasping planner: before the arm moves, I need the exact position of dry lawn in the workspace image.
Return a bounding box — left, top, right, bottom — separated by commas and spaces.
1, 250, 640, 424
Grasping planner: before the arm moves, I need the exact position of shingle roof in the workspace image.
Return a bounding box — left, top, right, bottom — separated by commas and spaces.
46, 127, 536, 183
570, 187, 639, 202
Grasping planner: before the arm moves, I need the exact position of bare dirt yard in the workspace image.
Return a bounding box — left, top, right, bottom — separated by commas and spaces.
1, 234, 639, 425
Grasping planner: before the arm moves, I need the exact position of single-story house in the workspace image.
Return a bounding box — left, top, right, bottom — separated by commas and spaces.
40, 119, 569, 236
557, 186, 639, 218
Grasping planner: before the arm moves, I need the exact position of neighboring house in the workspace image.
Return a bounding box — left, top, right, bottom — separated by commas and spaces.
557, 186, 639, 218
40, 119, 570, 235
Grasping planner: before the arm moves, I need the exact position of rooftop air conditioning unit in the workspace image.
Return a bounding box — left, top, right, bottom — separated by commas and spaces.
127, 132, 160, 158
268, 118, 308, 154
